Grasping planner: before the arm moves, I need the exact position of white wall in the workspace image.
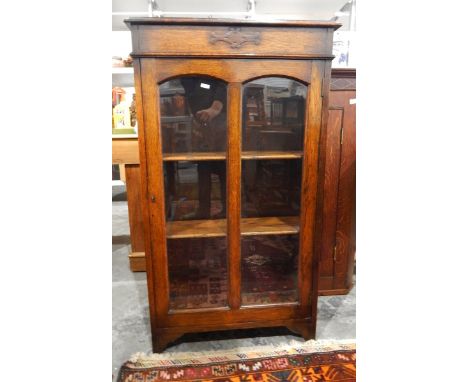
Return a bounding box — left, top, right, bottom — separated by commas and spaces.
112, 0, 352, 30
112, 0, 356, 68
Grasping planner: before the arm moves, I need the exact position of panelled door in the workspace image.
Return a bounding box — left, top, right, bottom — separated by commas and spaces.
138, 58, 325, 328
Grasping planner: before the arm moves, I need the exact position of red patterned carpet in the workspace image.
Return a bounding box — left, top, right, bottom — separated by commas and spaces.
118, 341, 356, 382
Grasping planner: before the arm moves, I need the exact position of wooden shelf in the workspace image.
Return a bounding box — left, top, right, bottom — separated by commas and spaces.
242, 151, 303, 160
241, 216, 299, 236
161, 151, 303, 161
113, 144, 303, 164
166, 216, 299, 239
167, 219, 226, 239
163, 152, 226, 161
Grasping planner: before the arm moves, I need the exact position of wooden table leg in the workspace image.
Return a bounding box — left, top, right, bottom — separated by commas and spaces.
125, 164, 146, 271
118, 164, 126, 183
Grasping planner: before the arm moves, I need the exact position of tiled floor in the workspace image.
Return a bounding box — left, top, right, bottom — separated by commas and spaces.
112, 187, 355, 380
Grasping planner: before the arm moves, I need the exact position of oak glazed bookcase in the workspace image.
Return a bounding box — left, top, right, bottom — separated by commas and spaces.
125, 17, 340, 352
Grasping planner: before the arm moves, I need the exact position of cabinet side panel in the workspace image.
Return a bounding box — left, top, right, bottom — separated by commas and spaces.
320, 109, 344, 278
333, 90, 356, 290
298, 61, 325, 319
140, 59, 171, 317
132, 59, 158, 335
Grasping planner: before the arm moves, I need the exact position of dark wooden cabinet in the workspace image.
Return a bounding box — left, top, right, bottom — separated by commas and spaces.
125, 17, 339, 352
318, 69, 356, 295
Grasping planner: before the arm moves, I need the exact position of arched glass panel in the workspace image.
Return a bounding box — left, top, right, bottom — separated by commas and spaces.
243, 77, 306, 152
160, 76, 227, 154
159, 76, 228, 310
240, 77, 307, 306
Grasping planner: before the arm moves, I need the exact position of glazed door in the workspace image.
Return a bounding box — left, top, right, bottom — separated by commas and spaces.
240, 77, 307, 306
138, 58, 325, 326
159, 75, 229, 311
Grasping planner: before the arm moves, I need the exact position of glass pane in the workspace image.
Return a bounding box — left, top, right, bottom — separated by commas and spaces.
242, 235, 299, 305
164, 161, 226, 221
168, 237, 227, 310
160, 75, 228, 311
242, 159, 302, 218
160, 76, 227, 154
243, 77, 306, 152
241, 77, 306, 306
241, 160, 301, 306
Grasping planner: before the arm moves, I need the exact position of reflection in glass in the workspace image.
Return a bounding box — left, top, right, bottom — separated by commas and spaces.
160, 76, 227, 154
243, 77, 307, 152
168, 237, 227, 310
242, 159, 302, 218
160, 76, 228, 311
164, 161, 226, 221
241, 234, 299, 305
240, 76, 305, 307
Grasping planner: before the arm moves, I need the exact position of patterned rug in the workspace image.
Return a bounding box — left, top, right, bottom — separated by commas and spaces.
118, 340, 356, 381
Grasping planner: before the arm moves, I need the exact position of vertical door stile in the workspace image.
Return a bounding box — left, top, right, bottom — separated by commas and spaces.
133, 58, 158, 329
140, 59, 170, 317
298, 61, 324, 316
227, 82, 242, 310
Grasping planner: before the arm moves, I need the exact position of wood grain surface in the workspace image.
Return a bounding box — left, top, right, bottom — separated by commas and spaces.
227, 82, 242, 310
125, 19, 338, 59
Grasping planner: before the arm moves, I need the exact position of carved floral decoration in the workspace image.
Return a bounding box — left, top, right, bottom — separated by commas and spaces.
209, 27, 261, 49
